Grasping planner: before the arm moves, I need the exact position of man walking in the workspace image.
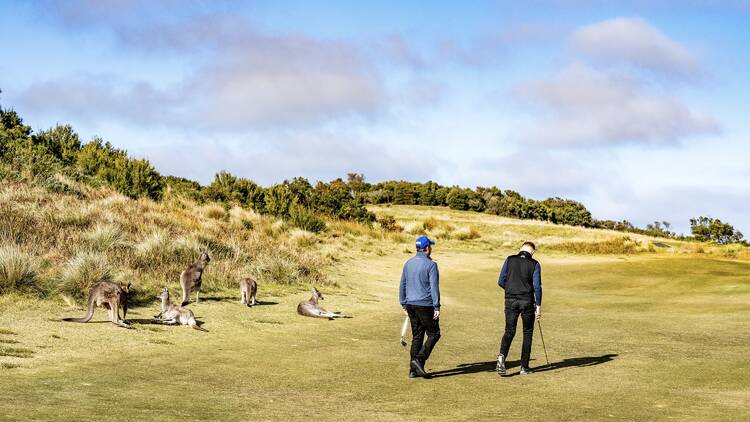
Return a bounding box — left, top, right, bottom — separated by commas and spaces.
399, 235, 441, 378
496, 241, 542, 376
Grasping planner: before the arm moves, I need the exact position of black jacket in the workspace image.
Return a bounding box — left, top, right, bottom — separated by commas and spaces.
498, 251, 542, 305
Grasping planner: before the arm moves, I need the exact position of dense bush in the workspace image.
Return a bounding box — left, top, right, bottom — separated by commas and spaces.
690, 216, 745, 245
77, 138, 163, 200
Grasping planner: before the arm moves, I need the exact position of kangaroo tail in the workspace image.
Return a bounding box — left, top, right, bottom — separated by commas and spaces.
191, 323, 209, 332
62, 292, 96, 323
333, 314, 353, 319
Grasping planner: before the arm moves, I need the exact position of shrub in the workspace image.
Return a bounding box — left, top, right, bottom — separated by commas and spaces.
0, 246, 43, 295
377, 215, 403, 232
288, 205, 326, 233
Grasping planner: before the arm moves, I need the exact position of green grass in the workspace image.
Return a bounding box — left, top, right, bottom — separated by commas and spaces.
1, 199, 749, 420
1, 244, 748, 420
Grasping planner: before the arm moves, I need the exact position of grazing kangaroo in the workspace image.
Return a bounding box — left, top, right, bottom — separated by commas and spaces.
297, 287, 353, 320
155, 287, 207, 332
63, 281, 131, 328
239, 277, 258, 306
180, 250, 211, 306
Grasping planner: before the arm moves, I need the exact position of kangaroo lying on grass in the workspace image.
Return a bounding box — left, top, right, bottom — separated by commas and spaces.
297, 287, 352, 320
180, 251, 211, 306
155, 287, 208, 332
239, 277, 258, 306
63, 281, 131, 328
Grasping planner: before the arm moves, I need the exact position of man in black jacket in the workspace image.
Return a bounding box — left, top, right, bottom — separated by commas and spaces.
496, 241, 542, 375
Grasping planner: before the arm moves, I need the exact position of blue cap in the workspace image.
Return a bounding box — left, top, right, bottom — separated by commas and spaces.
416, 236, 435, 250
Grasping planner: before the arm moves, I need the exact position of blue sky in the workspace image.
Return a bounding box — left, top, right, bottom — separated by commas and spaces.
1, 0, 749, 234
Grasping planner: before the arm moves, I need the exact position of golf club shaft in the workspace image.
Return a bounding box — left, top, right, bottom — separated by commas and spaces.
537, 319, 550, 365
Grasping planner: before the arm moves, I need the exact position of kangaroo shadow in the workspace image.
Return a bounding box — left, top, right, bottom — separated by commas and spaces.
125, 318, 208, 327
125, 318, 165, 325
191, 296, 234, 303
430, 354, 618, 378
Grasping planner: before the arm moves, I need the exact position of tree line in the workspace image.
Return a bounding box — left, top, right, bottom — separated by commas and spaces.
0, 101, 745, 244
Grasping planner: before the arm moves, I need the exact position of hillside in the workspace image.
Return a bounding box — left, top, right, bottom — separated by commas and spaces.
1, 180, 749, 420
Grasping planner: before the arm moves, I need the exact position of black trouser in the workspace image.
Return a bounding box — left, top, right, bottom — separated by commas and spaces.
406, 304, 441, 365
499, 297, 535, 368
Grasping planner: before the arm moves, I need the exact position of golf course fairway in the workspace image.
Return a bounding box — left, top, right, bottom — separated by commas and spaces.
1, 206, 748, 421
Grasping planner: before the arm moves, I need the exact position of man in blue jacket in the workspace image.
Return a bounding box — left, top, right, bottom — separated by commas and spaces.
399, 235, 441, 378
496, 241, 542, 376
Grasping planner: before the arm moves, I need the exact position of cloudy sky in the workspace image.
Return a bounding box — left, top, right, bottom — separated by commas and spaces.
1, 0, 749, 234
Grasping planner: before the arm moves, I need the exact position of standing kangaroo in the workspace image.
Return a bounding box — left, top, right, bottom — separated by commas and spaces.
63, 281, 131, 328
239, 277, 258, 306
180, 251, 211, 306
297, 287, 353, 320
155, 287, 207, 332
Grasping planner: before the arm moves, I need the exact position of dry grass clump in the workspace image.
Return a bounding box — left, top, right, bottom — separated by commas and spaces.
0, 246, 43, 295
547, 236, 644, 255
200, 204, 227, 220
83, 223, 125, 252
422, 217, 439, 231
58, 251, 112, 301
402, 222, 424, 236
328, 220, 380, 238
454, 226, 481, 241
289, 229, 318, 248
0, 178, 333, 302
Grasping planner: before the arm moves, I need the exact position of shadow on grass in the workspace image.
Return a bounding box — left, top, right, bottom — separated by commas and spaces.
503, 354, 618, 377
430, 354, 618, 378
429, 360, 520, 378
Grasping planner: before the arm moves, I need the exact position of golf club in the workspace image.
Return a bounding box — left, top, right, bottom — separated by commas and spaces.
537, 319, 550, 366
400, 315, 409, 347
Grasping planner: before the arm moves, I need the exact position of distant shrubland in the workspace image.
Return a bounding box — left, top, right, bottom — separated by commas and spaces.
0, 99, 746, 249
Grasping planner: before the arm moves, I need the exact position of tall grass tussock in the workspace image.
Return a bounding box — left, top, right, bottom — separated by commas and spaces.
0, 246, 42, 295
547, 236, 644, 255
0, 180, 329, 302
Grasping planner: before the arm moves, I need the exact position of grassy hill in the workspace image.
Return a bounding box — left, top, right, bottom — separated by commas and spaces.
1, 183, 749, 420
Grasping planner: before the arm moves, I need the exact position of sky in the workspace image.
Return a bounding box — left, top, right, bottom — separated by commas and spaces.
1, 0, 749, 235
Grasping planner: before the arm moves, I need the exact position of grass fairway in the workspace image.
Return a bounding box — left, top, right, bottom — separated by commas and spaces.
1, 209, 749, 420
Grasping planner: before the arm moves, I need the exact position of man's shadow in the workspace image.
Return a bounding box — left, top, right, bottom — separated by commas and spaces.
429, 354, 618, 378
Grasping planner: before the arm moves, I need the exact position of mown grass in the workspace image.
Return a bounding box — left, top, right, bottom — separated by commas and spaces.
0, 247, 748, 420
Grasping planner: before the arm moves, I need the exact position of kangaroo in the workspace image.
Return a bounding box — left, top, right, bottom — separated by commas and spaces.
155, 287, 208, 332
297, 287, 353, 320
180, 250, 211, 306
63, 281, 131, 328
239, 277, 258, 306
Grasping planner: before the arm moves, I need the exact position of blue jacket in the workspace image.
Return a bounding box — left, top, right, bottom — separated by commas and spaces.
399, 252, 440, 309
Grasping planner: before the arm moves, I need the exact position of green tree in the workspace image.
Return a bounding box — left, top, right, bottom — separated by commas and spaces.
690, 216, 744, 244
31, 124, 81, 165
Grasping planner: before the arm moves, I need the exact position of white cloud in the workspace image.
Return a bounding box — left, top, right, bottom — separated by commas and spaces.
514, 63, 718, 146
137, 131, 434, 186
571, 17, 699, 76
16, 15, 384, 131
